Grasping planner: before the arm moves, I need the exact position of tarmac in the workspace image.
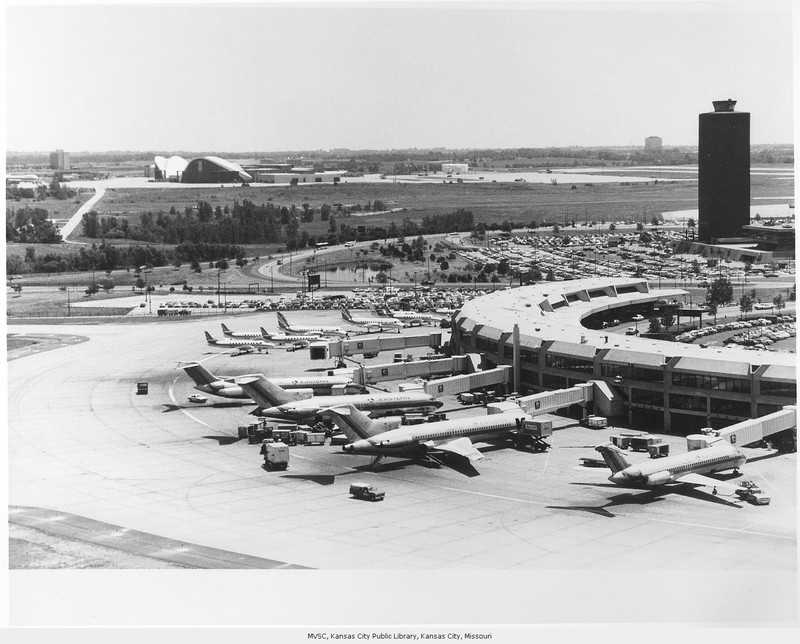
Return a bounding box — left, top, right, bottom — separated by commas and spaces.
7, 309, 798, 624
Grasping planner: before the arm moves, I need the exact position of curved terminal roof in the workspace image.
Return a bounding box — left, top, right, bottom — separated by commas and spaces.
455, 277, 796, 370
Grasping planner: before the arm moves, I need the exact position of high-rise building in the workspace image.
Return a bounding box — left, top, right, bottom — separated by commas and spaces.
49, 149, 70, 171
698, 99, 750, 243
644, 136, 662, 152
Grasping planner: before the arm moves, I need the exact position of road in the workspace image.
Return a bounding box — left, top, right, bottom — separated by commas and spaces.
60, 186, 106, 242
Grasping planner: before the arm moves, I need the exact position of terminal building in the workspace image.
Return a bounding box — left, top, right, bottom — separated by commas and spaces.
451, 278, 795, 434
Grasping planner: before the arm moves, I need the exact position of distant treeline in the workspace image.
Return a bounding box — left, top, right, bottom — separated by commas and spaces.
81, 201, 475, 251
9, 144, 791, 167
6, 241, 243, 276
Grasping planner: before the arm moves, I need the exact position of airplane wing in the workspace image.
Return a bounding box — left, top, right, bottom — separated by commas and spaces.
677, 472, 740, 495
432, 436, 484, 462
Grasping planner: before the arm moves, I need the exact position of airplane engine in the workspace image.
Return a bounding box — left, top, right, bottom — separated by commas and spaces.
644, 471, 672, 486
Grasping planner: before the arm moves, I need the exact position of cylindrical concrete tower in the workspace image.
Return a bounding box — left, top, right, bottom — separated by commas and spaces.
698, 99, 750, 243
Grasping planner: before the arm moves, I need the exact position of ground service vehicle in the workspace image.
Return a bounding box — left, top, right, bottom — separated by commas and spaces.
581, 415, 608, 429
188, 394, 208, 403
349, 483, 385, 501
264, 442, 289, 470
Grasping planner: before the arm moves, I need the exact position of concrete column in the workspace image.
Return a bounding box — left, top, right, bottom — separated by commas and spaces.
512, 324, 521, 394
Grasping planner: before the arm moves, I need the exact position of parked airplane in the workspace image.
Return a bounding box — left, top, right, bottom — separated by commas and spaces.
237, 375, 441, 423
259, 327, 321, 343
595, 440, 747, 489
341, 307, 404, 332
323, 403, 531, 468
182, 363, 363, 399
376, 306, 445, 324
220, 323, 262, 339
276, 311, 347, 337
204, 331, 275, 351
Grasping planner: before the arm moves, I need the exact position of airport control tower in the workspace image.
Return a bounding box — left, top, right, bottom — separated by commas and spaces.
698, 99, 750, 243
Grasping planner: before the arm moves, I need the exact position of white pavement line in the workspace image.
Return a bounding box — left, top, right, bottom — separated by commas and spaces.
168, 375, 218, 432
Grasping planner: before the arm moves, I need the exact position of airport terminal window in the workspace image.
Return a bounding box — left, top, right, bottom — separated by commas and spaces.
542, 373, 567, 389
710, 398, 751, 417
487, 341, 499, 354
669, 393, 707, 412
629, 366, 663, 383
760, 381, 797, 398
630, 388, 664, 407
601, 364, 626, 379
671, 373, 751, 393
521, 349, 537, 364
504, 345, 514, 359
546, 355, 593, 373
476, 337, 488, 350
757, 404, 782, 416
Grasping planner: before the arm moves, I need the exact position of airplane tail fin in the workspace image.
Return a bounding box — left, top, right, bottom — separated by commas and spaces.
276, 312, 290, 330
182, 363, 218, 387
321, 404, 380, 441
260, 327, 272, 339
594, 442, 631, 473
204, 331, 216, 343
221, 323, 233, 336
237, 375, 293, 407
341, 306, 352, 321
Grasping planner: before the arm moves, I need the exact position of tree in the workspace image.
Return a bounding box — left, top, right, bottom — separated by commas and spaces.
608, 223, 616, 232
687, 218, 696, 238
636, 222, 644, 232
85, 283, 100, 296
651, 216, 660, 226
738, 293, 753, 319
707, 276, 734, 309
552, 223, 561, 235
172, 259, 182, 270
215, 259, 229, 270
648, 317, 662, 334
546, 268, 555, 281
375, 271, 388, 284
773, 293, 786, 312
134, 277, 146, 290
662, 312, 675, 329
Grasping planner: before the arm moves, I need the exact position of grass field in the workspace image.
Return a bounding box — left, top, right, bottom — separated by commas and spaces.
6, 190, 94, 222
85, 172, 791, 240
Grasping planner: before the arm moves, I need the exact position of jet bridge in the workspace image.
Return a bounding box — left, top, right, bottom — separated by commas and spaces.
322, 332, 443, 358
687, 405, 797, 450
517, 383, 593, 416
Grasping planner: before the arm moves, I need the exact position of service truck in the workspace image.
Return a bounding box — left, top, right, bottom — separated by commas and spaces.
349, 483, 385, 501
263, 442, 289, 470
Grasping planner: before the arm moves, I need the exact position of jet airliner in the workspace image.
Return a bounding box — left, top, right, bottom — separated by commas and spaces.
276, 312, 347, 337
182, 363, 362, 399
204, 331, 275, 350
340, 307, 404, 332
237, 376, 440, 423
595, 440, 747, 489
324, 403, 532, 468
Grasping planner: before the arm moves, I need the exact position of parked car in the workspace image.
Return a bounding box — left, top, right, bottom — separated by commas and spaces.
188, 394, 208, 404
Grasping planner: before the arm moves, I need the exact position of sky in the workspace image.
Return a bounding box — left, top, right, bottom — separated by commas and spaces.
4, 0, 796, 152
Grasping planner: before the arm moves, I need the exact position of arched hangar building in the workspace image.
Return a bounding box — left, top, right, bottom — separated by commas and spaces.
452, 278, 795, 434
